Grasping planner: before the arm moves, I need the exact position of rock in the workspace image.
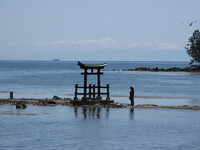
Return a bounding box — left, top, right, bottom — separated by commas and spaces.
47, 101, 56, 104
94, 104, 101, 107
16, 102, 27, 109
52, 96, 61, 100
153, 67, 159, 72
38, 100, 56, 105
160, 68, 165, 71
117, 65, 200, 72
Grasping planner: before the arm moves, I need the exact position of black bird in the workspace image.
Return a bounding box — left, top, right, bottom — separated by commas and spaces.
182, 21, 197, 26
189, 21, 197, 26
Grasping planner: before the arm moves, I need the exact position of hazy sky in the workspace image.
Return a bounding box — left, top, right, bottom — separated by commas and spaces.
0, 0, 199, 61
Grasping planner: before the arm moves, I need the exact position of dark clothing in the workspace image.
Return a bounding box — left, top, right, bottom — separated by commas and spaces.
129, 88, 134, 106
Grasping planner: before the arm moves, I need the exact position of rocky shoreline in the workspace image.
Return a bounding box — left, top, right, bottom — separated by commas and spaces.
0, 98, 72, 107
1, 98, 200, 110
110, 65, 200, 72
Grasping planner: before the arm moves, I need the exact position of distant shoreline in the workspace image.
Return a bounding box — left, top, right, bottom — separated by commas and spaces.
0, 60, 190, 63
106, 65, 200, 73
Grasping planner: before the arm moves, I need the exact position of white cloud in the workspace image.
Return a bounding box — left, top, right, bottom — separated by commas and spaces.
39, 37, 116, 46
121, 40, 183, 50
8, 42, 16, 46
154, 40, 182, 50
129, 41, 148, 49
38, 37, 183, 51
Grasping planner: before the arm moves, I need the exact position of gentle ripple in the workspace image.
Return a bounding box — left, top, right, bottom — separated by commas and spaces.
0, 61, 199, 105
0, 105, 200, 150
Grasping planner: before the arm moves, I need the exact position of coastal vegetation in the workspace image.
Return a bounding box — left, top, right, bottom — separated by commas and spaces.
185, 29, 200, 65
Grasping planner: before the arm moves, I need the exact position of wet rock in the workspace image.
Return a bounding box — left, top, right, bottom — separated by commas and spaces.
47, 101, 56, 104
52, 96, 61, 100
166, 67, 182, 72
154, 67, 159, 71
94, 104, 102, 107
38, 100, 56, 105
16, 102, 27, 109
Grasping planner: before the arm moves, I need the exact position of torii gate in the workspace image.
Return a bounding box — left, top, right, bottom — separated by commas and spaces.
74, 61, 110, 101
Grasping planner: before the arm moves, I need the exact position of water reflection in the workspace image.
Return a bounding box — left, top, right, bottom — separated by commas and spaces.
190, 98, 200, 105
74, 106, 78, 117
73, 106, 105, 119
84, 107, 101, 119
129, 108, 134, 120
73, 106, 134, 119
106, 108, 109, 118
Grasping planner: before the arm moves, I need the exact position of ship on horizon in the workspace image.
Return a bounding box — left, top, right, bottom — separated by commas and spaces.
53, 59, 60, 61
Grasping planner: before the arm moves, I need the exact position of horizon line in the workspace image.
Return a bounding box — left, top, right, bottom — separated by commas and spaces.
0, 59, 190, 63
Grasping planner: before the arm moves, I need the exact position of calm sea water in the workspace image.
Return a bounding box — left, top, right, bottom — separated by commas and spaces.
0, 105, 200, 150
0, 60, 200, 105
1, 61, 200, 150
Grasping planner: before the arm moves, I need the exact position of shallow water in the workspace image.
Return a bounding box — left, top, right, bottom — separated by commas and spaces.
0, 105, 200, 150
1, 61, 200, 149
0, 61, 199, 106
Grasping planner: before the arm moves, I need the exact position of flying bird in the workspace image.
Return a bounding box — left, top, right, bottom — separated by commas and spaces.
189, 21, 197, 26
182, 21, 197, 26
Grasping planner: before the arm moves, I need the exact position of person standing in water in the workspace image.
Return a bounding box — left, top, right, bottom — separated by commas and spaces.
129, 87, 134, 106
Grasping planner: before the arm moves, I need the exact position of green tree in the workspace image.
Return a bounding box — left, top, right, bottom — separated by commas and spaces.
185, 29, 200, 65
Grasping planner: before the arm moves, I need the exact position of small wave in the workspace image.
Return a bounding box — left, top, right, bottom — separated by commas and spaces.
0, 111, 50, 116
111, 95, 195, 100
0, 91, 10, 93
64, 93, 194, 100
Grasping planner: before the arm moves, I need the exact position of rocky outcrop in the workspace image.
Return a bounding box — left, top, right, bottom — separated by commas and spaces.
0, 98, 72, 106
52, 95, 61, 100
1, 98, 200, 110
16, 102, 27, 109
116, 65, 200, 72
